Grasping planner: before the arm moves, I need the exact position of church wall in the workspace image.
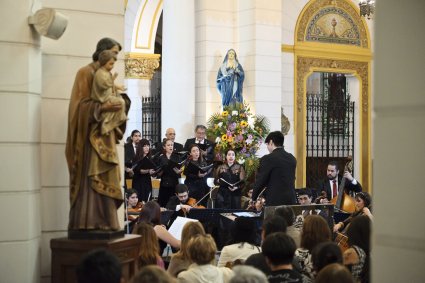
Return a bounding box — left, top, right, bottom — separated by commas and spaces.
0, 0, 42, 282
38, 0, 125, 282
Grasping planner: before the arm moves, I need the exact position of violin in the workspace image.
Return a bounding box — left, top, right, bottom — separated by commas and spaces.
186, 198, 206, 209
127, 201, 144, 221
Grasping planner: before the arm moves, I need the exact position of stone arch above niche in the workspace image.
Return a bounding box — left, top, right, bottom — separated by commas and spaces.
296, 0, 369, 48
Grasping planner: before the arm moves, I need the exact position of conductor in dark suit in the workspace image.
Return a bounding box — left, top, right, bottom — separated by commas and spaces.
317, 160, 362, 201
124, 129, 141, 180
183, 125, 214, 162
252, 131, 297, 206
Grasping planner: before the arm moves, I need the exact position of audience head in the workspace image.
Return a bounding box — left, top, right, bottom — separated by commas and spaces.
179, 221, 206, 260
274, 205, 296, 226
301, 215, 331, 251
347, 215, 371, 254
132, 222, 160, 266
315, 263, 355, 283
229, 265, 268, 283
76, 248, 123, 283
187, 234, 217, 265
138, 201, 161, 226
130, 265, 175, 283
264, 131, 284, 149
262, 232, 296, 267
230, 217, 258, 245
297, 188, 313, 205
312, 242, 343, 272
262, 215, 287, 240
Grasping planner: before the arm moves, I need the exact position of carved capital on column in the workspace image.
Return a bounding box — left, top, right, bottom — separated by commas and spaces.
124, 52, 161, 80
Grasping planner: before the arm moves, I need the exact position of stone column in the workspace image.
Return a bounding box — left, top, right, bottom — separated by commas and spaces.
162, 0, 195, 141
0, 0, 42, 282
373, 0, 425, 282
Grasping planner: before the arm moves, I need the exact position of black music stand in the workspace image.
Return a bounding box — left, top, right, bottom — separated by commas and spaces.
161, 210, 176, 227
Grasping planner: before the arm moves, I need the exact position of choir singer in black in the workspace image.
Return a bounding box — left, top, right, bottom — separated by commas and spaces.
251, 131, 297, 206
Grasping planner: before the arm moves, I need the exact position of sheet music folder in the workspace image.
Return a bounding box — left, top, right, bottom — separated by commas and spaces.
132, 156, 161, 172
186, 161, 214, 174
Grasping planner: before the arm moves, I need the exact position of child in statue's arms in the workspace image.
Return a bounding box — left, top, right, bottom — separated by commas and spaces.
91, 50, 127, 135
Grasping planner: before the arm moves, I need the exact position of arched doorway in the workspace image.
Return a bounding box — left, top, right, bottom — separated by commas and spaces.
292, 0, 372, 191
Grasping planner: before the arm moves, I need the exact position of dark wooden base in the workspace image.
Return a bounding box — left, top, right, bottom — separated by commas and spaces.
51, 234, 142, 283
68, 229, 125, 240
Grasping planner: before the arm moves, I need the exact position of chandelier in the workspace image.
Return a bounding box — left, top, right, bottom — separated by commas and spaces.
359, 0, 375, 19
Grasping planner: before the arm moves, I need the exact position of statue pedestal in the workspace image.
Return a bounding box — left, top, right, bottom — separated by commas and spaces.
50, 234, 142, 283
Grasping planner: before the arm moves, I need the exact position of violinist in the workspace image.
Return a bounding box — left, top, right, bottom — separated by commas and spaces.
184, 144, 210, 206
132, 138, 155, 202
165, 184, 196, 212
125, 189, 144, 231
157, 139, 183, 207
214, 149, 245, 209
333, 192, 372, 233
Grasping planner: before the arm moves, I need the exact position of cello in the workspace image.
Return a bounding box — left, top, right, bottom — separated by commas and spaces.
330, 157, 356, 213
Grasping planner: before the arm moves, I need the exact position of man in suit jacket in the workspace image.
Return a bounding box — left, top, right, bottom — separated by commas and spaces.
183, 125, 214, 162
124, 129, 141, 180
317, 160, 362, 201
153, 128, 184, 155
252, 131, 297, 206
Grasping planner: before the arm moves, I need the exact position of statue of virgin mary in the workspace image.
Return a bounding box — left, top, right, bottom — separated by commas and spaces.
216, 49, 245, 106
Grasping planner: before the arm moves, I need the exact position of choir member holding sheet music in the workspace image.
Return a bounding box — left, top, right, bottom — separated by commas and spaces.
132, 139, 155, 202
157, 139, 184, 207
214, 149, 245, 209
184, 144, 212, 207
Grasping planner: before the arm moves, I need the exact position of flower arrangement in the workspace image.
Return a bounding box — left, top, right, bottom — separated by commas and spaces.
207, 102, 270, 179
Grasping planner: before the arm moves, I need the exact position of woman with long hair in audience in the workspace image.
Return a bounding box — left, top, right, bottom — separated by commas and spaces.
294, 215, 332, 281
133, 222, 165, 269
135, 201, 180, 252
167, 221, 206, 277
158, 139, 183, 207
343, 215, 371, 283
333, 192, 372, 233
214, 149, 245, 209
131, 265, 176, 283
184, 144, 210, 206
132, 138, 155, 203
217, 217, 260, 267
177, 234, 233, 283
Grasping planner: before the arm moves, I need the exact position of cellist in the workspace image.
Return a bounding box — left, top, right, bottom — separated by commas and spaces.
317, 160, 362, 203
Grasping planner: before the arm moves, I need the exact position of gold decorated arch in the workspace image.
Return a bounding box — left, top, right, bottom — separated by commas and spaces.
288, 0, 372, 192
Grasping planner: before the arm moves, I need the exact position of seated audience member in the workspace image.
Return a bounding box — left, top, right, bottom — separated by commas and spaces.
262, 232, 303, 283
229, 265, 268, 283
133, 222, 165, 269
312, 242, 343, 273
165, 184, 194, 212
168, 221, 206, 277
217, 217, 261, 267
315, 263, 355, 283
274, 205, 301, 247
334, 192, 373, 233
135, 201, 180, 251
131, 265, 176, 283
343, 215, 371, 283
294, 215, 331, 281
245, 215, 287, 274
177, 234, 233, 283
76, 249, 124, 283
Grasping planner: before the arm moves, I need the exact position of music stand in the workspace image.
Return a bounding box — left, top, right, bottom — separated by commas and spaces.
206, 178, 216, 208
